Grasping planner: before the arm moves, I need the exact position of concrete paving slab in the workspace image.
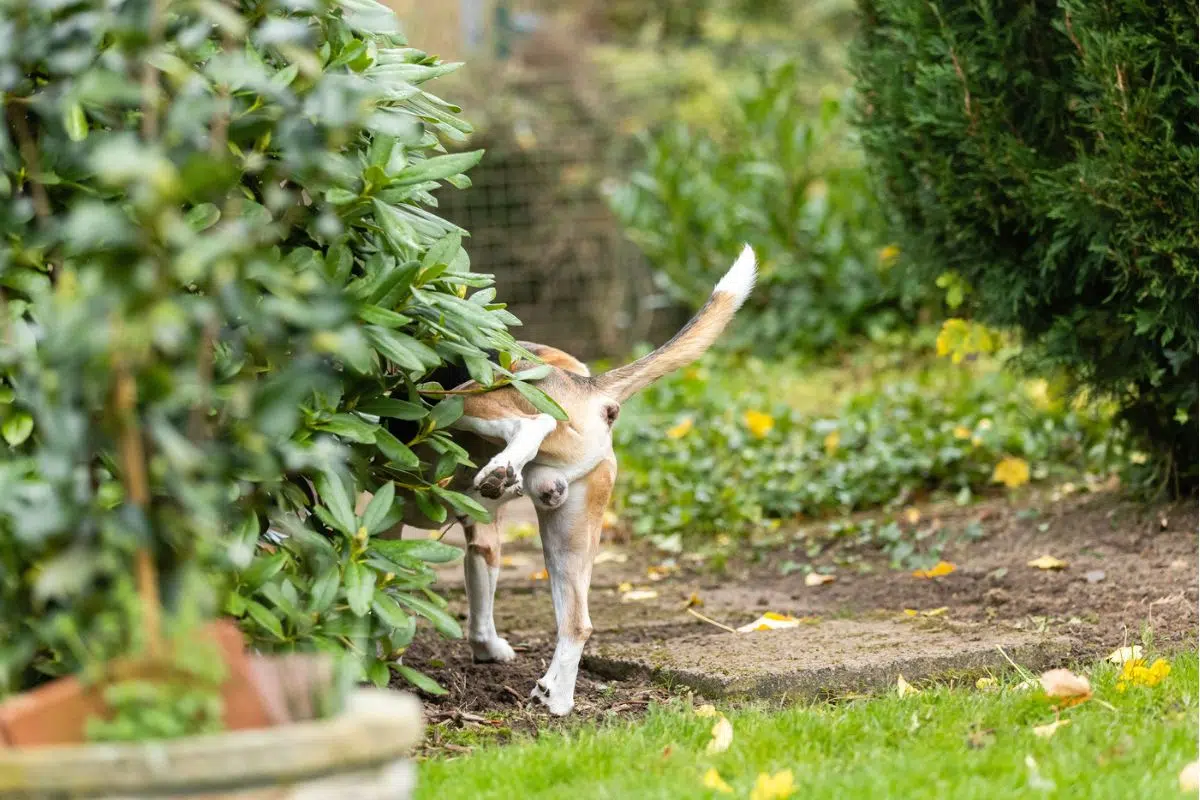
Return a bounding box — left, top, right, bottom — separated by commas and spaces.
584, 619, 1071, 699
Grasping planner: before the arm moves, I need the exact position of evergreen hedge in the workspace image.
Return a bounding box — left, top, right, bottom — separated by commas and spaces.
851, 0, 1198, 489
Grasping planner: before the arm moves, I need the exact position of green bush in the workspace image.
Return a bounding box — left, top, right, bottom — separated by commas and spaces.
0, 0, 527, 699
613, 348, 1118, 547
851, 0, 1198, 490
609, 60, 926, 356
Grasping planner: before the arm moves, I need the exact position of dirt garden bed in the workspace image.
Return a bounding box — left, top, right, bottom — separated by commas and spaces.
396, 489, 1197, 753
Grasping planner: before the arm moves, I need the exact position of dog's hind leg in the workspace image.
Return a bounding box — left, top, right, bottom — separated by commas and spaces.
463, 515, 516, 663
530, 458, 615, 715
455, 412, 558, 500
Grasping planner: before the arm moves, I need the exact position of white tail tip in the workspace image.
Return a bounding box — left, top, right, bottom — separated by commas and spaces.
712, 244, 757, 307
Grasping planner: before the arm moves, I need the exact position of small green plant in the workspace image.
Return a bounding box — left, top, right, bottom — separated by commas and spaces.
609, 60, 927, 356
613, 346, 1119, 542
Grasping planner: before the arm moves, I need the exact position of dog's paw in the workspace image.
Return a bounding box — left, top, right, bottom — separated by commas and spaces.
530, 677, 574, 716
474, 461, 520, 500
470, 636, 517, 664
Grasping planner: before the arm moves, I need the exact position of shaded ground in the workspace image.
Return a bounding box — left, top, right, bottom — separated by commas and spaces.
395, 489, 1197, 751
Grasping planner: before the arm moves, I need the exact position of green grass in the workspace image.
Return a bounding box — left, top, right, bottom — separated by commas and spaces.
417, 654, 1198, 799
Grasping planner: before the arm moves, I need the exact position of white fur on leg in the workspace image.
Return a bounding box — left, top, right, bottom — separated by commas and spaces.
530, 638, 585, 716
530, 484, 596, 716
464, 549, 516, 663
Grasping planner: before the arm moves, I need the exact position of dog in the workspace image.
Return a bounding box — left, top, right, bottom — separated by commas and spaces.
363, 245, 756, 715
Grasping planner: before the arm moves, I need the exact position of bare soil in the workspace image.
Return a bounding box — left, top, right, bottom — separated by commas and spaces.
394, 489, 1197, 752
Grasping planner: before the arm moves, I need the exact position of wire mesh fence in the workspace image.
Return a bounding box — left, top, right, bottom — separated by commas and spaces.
388, 0, 690, 361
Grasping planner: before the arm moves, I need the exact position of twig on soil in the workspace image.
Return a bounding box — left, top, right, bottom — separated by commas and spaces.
687, 607, 738, 634
502, 685, 524, 702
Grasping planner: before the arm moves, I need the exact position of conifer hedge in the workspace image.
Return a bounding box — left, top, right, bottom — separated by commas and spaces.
851, 1, 1198, 489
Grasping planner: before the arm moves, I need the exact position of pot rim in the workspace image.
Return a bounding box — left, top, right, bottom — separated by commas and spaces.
0, 688, 422, 796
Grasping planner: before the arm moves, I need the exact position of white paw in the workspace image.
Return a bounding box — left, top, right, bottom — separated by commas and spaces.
530, 675, 574, 716
474, 459, 522, 500
470, 636, 517, 664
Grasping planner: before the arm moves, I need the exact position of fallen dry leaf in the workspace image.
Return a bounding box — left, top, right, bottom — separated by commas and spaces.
912, 561, 956, 579
904, 507, 922, 525
684, 591, 704, 608
903, 609, 919, 617
621, 588, 659, 603
805, 572, 836, 587
1039, 668, 1092, 703
702, 768, 733, 795
647, 563, 677, 581
694, 704, 719, 718
617, 581, 633, 593
593, 550, 628, 565
922, 607, 949, 617
500, 555, 532, 569
1107, 645, 1144, 664
1032, 719, 1071, 739
992, 456, 1031, 488
897, 674, 919, 697
706, 716, 733, 754
976, 677, 998, 691
1028, 554, 1068, 570
750, 769, 795, 800
737, 612, 800, 633
1179, 761, 1200, 792
529, 568, 548, 581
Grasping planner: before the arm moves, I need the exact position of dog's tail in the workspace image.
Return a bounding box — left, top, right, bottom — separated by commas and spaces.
593, 245, 756, 403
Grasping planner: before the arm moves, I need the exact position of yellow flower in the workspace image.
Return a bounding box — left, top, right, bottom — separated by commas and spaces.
744, 410, 775, 439
1116, 658, 1171, 691
823, 429, 840, 456
702, 768, 734, 795
992, 456, 1031, 488
750, 769, 795, 800
666, 417, 694, 439
878, 244, 901, 266
953, 425, 972, 440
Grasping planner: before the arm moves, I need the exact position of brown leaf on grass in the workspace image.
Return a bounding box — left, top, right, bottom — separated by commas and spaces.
1039, 668, 1092, 704
805, 572, 836, 587
1028, 554, 1068, 570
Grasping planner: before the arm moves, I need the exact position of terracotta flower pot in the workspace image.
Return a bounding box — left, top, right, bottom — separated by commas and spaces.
0, 620, 270, 748
0, 688, 423, 799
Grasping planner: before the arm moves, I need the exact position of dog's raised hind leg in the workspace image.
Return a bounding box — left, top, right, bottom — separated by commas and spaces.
455, 413, 558, 500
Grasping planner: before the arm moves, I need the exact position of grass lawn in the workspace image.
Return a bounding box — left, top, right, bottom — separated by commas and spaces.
417, 652, 1198, 799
